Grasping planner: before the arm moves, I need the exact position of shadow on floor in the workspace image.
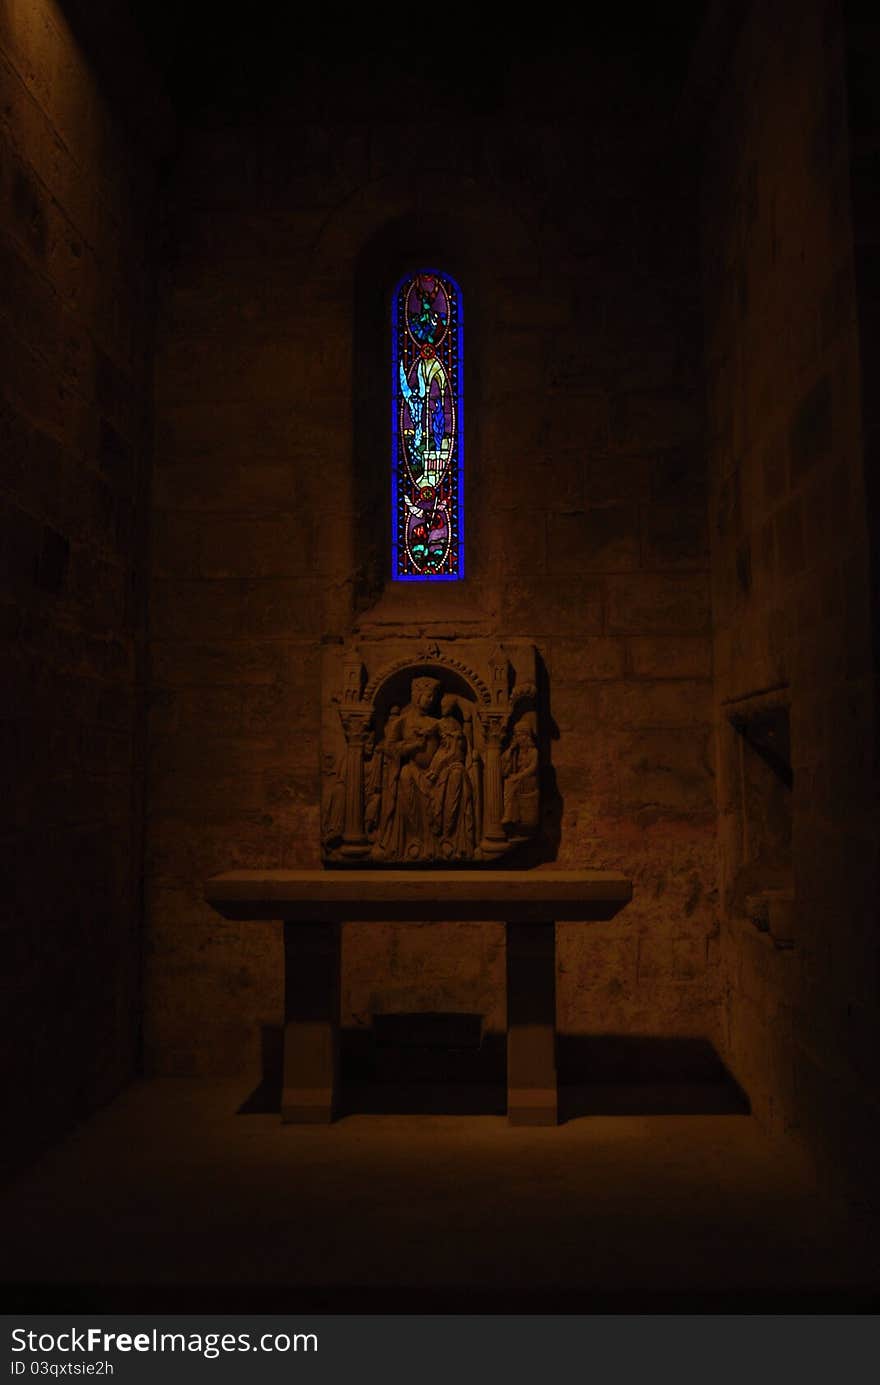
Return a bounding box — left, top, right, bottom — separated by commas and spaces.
558, 1034, 749, 1117
237, 1028, 749, 1119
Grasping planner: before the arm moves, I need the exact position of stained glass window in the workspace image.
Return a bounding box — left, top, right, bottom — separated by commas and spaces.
391, 270, 463, 580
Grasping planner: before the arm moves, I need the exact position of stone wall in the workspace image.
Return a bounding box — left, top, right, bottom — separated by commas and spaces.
148, 46, 719, 1080
0, 0, 161, 1172
702, 0, 879, 1197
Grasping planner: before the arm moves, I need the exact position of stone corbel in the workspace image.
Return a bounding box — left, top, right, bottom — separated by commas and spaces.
510, 680, 537, 714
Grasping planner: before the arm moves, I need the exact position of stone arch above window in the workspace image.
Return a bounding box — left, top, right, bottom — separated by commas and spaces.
392, 270, 464, 582
348, 207, 520, 613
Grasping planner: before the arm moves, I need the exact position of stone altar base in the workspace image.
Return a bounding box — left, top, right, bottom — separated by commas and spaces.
205, 870, 632, 1127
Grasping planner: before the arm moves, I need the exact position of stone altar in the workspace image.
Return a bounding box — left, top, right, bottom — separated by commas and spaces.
205, 870, 632, 1126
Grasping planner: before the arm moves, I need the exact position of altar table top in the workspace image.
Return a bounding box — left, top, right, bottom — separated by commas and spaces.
205, 869, 632, 923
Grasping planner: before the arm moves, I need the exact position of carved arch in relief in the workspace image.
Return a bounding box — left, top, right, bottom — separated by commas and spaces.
363, 654, 492, 708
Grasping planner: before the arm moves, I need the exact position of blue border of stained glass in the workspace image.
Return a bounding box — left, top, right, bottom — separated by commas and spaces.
391, 269, 464, 581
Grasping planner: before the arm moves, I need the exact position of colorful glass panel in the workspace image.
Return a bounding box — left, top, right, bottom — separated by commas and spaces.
392, 270, 463, 580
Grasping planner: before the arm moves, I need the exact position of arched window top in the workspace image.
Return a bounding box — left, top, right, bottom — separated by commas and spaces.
391, 270, 464, 581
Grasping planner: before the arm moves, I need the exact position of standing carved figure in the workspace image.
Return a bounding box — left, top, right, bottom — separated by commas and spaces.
363, 731, 383, 836
321, 752, 346, 847
501, 719, 540, 834
428, 712, 476, 859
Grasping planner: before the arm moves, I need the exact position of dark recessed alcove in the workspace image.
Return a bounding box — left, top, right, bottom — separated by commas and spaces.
3, 0, 880, 1314
725, 692, 794, 946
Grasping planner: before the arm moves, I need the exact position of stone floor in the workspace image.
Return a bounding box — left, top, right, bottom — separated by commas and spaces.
1, 1079, 876, 1312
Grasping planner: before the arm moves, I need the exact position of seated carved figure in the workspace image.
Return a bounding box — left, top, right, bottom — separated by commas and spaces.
373, 678, 477, 861
374, 678, 442, 860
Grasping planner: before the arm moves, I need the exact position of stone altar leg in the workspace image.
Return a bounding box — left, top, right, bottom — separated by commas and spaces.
282, 921, 341, 1123
505, 921, 558, 1126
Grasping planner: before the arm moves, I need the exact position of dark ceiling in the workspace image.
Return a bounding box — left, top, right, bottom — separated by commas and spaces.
123, 3, 711, 120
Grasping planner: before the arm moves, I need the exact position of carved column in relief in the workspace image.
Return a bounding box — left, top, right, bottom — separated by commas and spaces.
479, 711, 509, 855
338, 707, 371, 857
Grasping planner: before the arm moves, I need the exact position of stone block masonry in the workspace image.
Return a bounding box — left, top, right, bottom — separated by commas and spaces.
0, 0, 165, 1176
147, 48, 717, 1081
702, 0, 879, 1204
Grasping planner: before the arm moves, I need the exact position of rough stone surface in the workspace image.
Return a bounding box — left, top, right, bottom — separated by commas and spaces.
703, 0, 880, 1205
0, 0, 163, 1175
7, 2, 878, 1229
146, 42, 716, 1082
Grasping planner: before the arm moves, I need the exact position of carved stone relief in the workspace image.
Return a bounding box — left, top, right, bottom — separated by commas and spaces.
321, 639, 541, 865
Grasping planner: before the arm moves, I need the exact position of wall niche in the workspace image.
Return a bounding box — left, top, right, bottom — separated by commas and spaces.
723, 689, 794, 949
